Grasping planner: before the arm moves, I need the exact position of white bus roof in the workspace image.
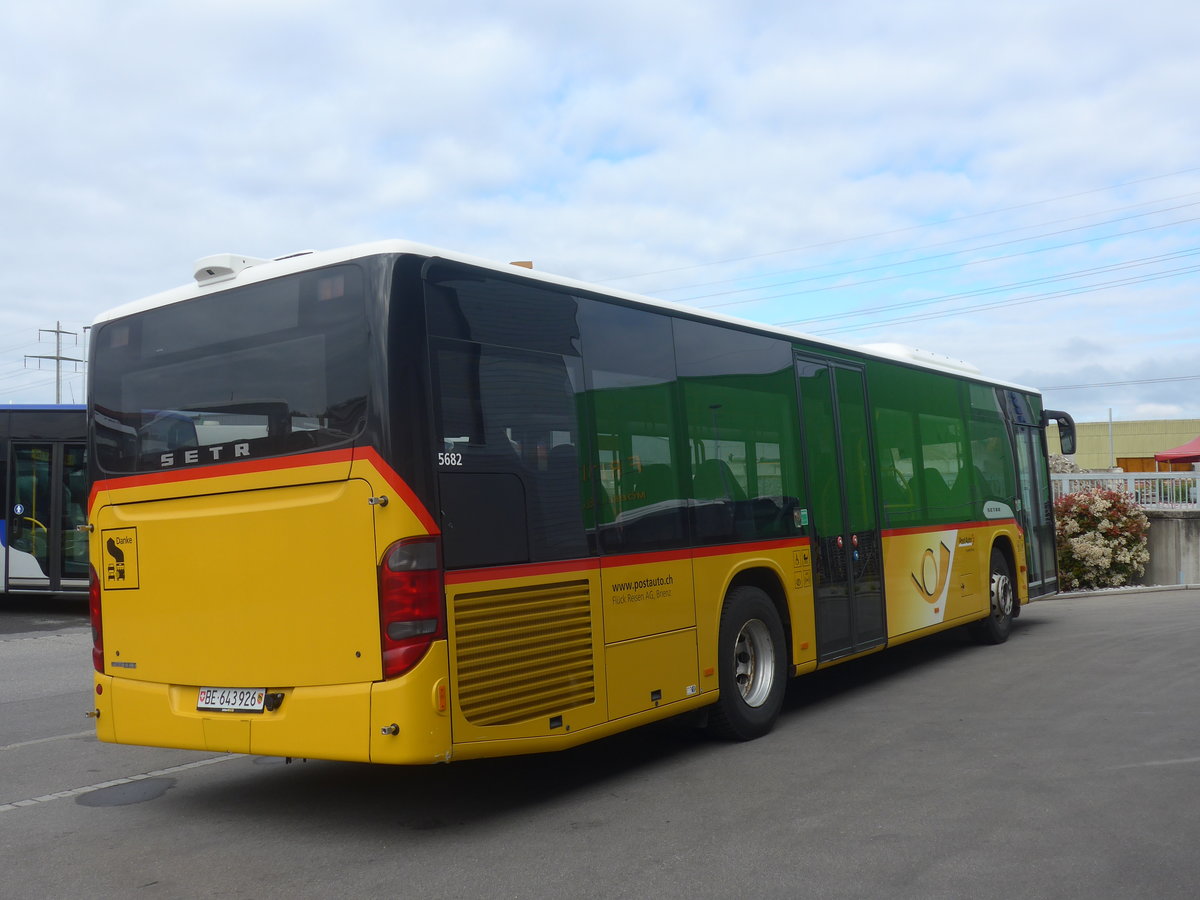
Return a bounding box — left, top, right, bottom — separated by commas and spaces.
93, 239, 1039, 394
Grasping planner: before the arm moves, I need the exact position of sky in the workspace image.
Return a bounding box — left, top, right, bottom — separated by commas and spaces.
2, 0, 1198, 426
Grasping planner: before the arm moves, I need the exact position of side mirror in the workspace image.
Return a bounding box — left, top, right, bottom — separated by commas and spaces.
1042, 409, 1076, 456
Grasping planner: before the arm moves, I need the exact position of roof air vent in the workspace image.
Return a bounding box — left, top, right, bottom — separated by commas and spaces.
193, 253, 270, 285
861, 342, 981, 375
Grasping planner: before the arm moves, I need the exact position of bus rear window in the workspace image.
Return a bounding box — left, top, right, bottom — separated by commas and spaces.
91, 265, 368, 474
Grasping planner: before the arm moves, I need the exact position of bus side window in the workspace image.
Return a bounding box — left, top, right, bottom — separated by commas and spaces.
874, 408, 919, 527
673, 317, 802, 544
968, 385, 1016, 507
918, 413, 968, 523
432, 341, 589, 568
581, 302, 687, 554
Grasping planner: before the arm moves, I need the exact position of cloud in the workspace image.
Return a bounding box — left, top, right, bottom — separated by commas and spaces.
1134, 403, 1188, 419
1, 0, 1198, 419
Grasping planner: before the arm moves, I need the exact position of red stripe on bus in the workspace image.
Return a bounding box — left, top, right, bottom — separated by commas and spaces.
353, 446, 439, 534
599, 537, 810, 567
89, 448, 355, 509
444, 537, 814, 585
691, 537, 811, 558
881, 519, 1016, 538
88, 446, 439, 535
445, 558, 603, 585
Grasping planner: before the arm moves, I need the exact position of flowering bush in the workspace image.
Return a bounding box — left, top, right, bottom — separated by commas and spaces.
1049, 454, 1083, 474
1054, 488, 1149, 591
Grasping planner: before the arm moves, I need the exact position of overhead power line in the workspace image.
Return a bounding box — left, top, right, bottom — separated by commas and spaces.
599, 166, 1200, 285
778, 247, 1200, 328
688, 212, 1200, 313
0, 374, 60, 399
676, 195, 1200, 304
1040, 375, 1200, 391
802, 262, 1200, 336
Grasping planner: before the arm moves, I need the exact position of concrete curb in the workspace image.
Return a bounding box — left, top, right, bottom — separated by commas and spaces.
1051, 584, 1200, 600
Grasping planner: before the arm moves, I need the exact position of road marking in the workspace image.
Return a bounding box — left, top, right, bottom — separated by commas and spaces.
0, 754, 238, 813
0, 730, 94, 752
1111, 756, 1200, 770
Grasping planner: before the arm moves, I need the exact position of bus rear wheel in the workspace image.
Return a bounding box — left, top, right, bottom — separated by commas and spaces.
707, 586, 787, 741
969, 548, 1014, 645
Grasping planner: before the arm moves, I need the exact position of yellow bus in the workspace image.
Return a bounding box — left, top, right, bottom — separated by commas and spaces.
86, 241, 1075, 763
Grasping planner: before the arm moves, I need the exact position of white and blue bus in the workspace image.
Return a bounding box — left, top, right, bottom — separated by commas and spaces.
1, 405, 88, 597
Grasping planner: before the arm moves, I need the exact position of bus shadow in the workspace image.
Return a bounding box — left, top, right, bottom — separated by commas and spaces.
0, 594, 87, 614
177, 718, 711, 834
783, 628, 974, 713
172, 619, 1038, 833
0, 594, 88, 636
783, 615, 1042, 714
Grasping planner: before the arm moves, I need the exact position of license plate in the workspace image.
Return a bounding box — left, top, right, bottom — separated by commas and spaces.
197, 687, 266, 713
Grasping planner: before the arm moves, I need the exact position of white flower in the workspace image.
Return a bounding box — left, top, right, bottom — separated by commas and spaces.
1055, 487, 1148, 588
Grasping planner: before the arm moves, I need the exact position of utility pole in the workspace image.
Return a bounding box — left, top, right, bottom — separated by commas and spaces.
25, 321, 85, 404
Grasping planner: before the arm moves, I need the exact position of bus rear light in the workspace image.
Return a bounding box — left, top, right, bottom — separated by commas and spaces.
89, 565, 104, 673
378, 537, 444, 679
386, 618, 439, 641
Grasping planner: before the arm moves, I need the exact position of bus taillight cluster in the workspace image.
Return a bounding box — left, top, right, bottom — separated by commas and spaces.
89, 565, 104, 674
378, 537, 444, 679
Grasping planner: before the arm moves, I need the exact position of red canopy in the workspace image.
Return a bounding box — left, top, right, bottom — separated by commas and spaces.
1155, 435, 1200, 464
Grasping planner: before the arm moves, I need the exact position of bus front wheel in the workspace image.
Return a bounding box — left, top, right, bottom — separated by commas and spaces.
707, 586, 787, 741
969, 548, 1014, 645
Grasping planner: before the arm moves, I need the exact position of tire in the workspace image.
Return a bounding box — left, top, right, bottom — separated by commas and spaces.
968, 548, 1015, 645
707, 586, 788, 741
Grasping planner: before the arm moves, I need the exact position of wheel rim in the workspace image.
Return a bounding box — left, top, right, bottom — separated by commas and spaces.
734, 618, 776, 708
991, 570, 1014, 620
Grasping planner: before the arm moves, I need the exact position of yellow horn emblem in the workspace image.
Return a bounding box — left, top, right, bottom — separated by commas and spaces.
911, 541, 952, 604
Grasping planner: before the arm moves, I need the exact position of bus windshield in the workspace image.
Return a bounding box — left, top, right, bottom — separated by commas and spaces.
91, 265, 369, 474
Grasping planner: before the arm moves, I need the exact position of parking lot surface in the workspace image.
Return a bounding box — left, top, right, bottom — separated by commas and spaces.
2, 589, 1198, 898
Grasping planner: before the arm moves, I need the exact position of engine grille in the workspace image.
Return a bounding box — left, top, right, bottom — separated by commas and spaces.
452, 579, 595, 726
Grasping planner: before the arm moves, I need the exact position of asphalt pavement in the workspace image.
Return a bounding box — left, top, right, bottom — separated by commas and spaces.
1, 588, 1198, 899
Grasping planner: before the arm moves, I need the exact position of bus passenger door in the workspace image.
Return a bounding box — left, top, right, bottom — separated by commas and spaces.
4, 442, 88, 594
1013, 425, 1057, 597
795, 357, 886, 662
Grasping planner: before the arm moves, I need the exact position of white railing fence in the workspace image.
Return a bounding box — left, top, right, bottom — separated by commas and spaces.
1051, 473, 1200, 510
